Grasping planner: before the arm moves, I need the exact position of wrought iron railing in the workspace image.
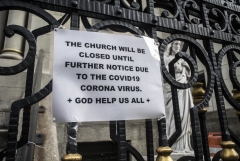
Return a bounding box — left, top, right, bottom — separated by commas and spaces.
0, 0, 239, 161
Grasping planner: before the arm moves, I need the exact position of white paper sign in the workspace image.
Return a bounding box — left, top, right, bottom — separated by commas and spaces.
53, 30, 165, 122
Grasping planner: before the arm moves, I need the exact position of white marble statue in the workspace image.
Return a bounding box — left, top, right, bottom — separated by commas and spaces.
163, 41, 194, 153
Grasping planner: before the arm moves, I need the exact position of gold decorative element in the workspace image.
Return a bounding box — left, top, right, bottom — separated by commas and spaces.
156, 146, 173, 161
1, 48, 23, 55
232, 89, 240, 103
232, 89, 240, 115
192, 82, 205, 105
236, 110, 240, 116
198, 107, 207, 114
220, 141, 239, 161
192, 82, 207, 113
61, 153, 82, 161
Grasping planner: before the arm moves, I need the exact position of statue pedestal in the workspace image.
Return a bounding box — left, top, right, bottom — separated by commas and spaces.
142, 153, 219, 161
143, 153, 194, 161
171, 152, 194, 160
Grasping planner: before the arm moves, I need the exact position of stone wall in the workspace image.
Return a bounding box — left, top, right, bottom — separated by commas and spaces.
206, 108, 240, 139
57, 120, 160, 160
206, 108, 240, 155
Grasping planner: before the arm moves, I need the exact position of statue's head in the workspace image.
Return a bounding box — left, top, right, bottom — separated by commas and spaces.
166, 41, 181, 55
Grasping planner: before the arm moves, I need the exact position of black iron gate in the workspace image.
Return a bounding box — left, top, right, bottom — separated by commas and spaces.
0, 0, 240, 160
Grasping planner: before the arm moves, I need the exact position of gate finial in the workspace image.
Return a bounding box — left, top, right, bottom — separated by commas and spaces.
61, 153, 82, 161
220, 141, 239, 161
156, 146, 173, 161
192, 82, 205, 105
192, 82, 207, 114
226, 89, 240, 161
232, 89, 240, 115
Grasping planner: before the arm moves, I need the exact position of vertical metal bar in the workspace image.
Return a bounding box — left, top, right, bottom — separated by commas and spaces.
6, 113, 19, 161
190, 44, 207, 160
26, 50, 44, 161
226, 51, 234, 68
157, 118, 168, 147
201, 3, 231, 142
66, 122, 78, 154
145, 0, 156, 160
25, 50, 44, 161
117, 120, 127, 161
157, 118, 173, 161
110, 121, 118, 141
15, 63, 34, 160
189, 45, 197, 62
190, 108, 203, 161
168, 62, 182, 146
16, 50, 44, 161
192, 3, 219, 161
198, 111, 211, 161
66, 10, 80, 155
70, 11, 79, 30
145, 119, 154, 161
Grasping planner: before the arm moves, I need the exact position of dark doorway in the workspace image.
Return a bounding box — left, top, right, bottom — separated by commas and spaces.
78, 141, 130, 161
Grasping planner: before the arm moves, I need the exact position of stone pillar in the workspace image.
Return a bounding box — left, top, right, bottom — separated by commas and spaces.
0, 11, 8, 50
0, 11, 27, 152
0, 10, 28, 106
0, 10, 27, 60
0, 11, 8, 151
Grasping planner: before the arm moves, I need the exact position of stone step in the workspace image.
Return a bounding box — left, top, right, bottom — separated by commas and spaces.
142, 153, 216, 161
142, 153, 195, 161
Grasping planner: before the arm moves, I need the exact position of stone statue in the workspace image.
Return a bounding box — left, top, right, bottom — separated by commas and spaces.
163, 41, 194, 153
